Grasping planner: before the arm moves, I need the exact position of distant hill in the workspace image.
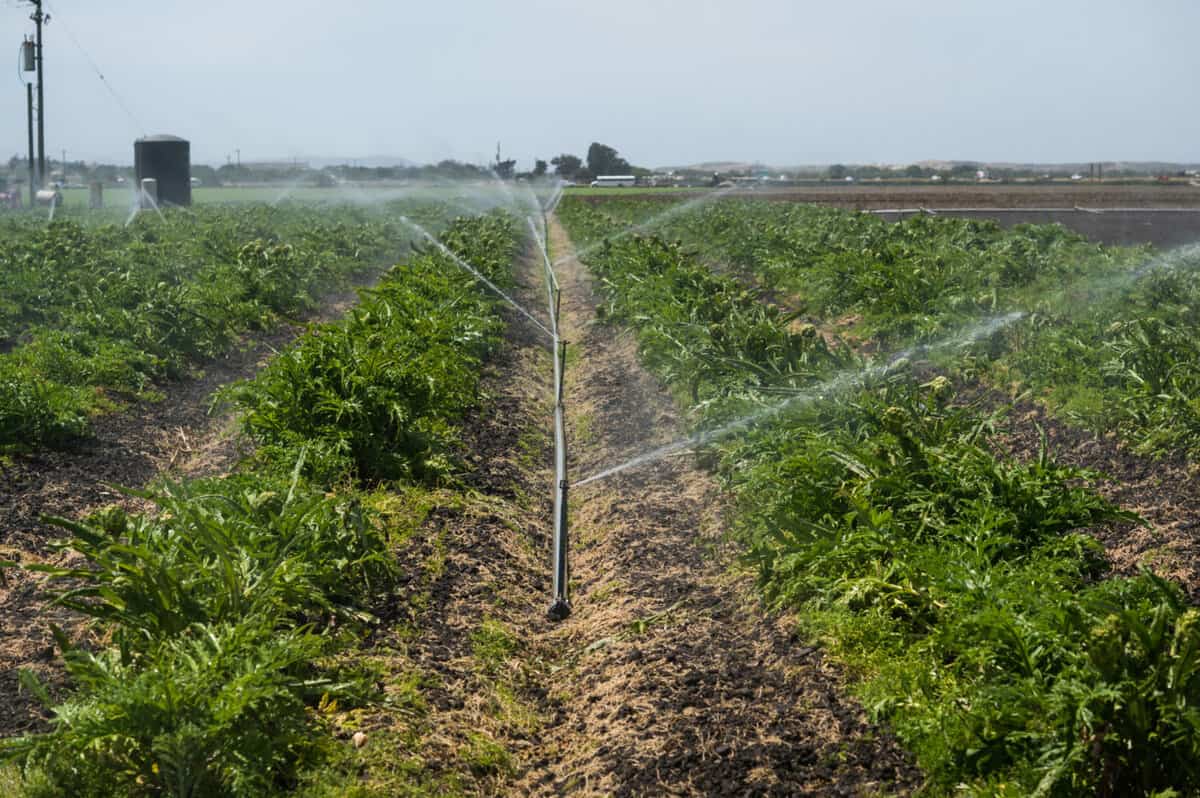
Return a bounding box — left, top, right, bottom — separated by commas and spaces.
303, 155, 417, 169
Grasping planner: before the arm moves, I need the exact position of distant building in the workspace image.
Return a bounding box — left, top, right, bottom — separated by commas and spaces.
590, 175, 637, 187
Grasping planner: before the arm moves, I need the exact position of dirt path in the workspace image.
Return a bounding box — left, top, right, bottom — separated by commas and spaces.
0, 287, 364, 737
345, 243, 560, 794
516, 217, 920, 796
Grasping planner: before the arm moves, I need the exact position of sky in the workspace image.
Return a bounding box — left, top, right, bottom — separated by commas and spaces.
2, 0, 1198, 169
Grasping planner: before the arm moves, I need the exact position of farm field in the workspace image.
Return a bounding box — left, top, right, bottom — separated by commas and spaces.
555, 192, 1200, 795
50, 184, 528, 210
2, 185, 1200, 796
0, 197, 531, 795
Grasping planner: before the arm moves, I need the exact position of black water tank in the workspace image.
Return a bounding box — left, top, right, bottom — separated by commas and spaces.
134, 135, 191, 206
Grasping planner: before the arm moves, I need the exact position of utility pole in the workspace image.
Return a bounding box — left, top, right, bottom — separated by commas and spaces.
29, 0, 46, 190
26, 83, 35, 205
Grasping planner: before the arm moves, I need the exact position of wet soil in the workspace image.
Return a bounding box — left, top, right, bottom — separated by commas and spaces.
513, 218, 920, 796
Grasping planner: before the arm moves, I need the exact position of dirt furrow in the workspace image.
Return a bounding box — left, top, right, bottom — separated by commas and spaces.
518, 217, 920, 796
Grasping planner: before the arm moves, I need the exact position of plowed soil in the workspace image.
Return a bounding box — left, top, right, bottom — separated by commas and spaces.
574, 183, 1200, 209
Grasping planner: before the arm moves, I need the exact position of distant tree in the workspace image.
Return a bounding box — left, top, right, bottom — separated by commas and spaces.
191, 164, 220, 186
493, 158, 517, 180
587, 142, 632, 176
827, 164, 847, 180
904, 164, 925, 178
217, 163, 252, 183
533, 159, 548, 177
551, 154, 583, 180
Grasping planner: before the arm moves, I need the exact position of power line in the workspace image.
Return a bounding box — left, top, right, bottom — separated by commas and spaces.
44, 1, 145, 135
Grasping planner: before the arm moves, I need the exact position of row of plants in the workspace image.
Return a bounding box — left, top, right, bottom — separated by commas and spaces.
222, 212, 518, 485
0, 201, 452, 451
559, 197, 1140, 342
564, 219, 1200, 796
1, 212, 521, 797
561, 195, 1200, 460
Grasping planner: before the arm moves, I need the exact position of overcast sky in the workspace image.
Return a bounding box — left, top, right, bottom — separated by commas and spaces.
3, 0, 1198, 168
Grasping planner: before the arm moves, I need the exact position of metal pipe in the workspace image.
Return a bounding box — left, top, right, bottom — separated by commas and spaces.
31, 0, 44, 189
554, 286, 562, 340
557, 338, 566, 406
26, 82, 35, 207
549, 397, 570, 620
533, 215, 572, 621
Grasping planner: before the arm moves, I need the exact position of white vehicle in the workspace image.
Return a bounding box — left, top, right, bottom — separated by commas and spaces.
590, 175, 637, 187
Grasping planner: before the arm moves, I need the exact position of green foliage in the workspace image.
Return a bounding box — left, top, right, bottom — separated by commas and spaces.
3, 208, 521, 796
585, 234, 853, 405
559, 196, 1139, 346
7, 621, 333, 798
0, 202, 442, 451
561, 195, 1200, 460
223, 212, 517, 484
995, 254, 1200, 458
560, 199, 1200, 796
33, 469, 392, 651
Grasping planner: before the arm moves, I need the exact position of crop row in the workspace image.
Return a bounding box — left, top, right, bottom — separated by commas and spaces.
0, 212, 520, 797
0, 202, 452, 451
564, 196, 1200, 461
561, 206, 1200, 796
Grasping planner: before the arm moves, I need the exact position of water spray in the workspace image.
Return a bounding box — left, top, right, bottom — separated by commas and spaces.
397, 215, 555, 341
575, 311, 1026, 488
556, 184, 739, 267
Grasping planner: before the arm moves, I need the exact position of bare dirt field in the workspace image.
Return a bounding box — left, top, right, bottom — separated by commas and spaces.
573, 183, 1200, 210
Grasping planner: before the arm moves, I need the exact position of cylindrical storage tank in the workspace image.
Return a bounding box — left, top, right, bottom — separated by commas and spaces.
134, 135, 191, 206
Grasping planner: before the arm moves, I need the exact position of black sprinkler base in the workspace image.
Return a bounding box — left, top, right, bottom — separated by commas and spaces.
547, 598, 572, 621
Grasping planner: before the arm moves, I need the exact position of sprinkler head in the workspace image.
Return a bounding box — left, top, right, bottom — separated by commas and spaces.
547, 597, 572, 621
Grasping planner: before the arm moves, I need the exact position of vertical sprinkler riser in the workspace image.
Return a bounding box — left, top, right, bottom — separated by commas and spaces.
533, 209, 572, 621
548, 337, 571, 620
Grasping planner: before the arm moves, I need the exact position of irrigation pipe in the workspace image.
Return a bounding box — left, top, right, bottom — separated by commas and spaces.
528, 214, 572, 620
